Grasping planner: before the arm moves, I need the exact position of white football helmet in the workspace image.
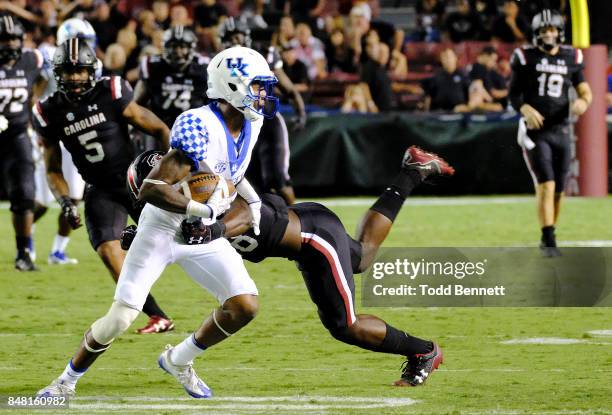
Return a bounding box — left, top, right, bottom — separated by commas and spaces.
57, 18, 97, 49
206, 46, 278, 121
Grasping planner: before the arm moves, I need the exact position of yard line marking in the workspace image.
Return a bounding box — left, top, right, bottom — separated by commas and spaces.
501, 337, 612, 345
74, 396, 417, 404
65, 396, 419, 413
559, 240, 612, 247
587, 329, 612, 336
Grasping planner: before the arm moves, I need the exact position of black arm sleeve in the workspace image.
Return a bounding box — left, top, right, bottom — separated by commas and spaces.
508, 50, 526, 111
258, 115, 291, 191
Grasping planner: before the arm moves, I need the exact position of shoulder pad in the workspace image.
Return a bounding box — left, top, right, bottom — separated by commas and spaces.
22, 48, 44, 69
194, 53, 210, 66
511, 47, 527, 66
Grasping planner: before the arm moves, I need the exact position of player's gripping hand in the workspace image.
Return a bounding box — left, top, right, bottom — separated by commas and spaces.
571, 98, 589, 117
206, 179, 232, 219
248, 199, 262, 236
520, 104, 545, 130
181, 219, 226, 245
292, 114, 307, 133
59, 196, 82, 229
120, 225, 138, 250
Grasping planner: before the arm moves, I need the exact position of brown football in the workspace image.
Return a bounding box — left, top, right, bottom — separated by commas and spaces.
184, 173, 236, 203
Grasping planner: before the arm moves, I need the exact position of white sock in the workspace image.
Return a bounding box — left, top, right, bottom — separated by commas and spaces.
58, 360, 87, 389
170, 334, 207, 366
52, 235, 70, 253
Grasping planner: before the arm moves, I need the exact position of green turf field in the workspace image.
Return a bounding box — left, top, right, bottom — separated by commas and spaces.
0, 196, 610, 414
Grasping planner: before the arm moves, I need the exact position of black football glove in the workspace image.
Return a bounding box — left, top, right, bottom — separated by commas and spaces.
181, 219, 226, 245
59, 196, 82, 229
120, 225, 138, 250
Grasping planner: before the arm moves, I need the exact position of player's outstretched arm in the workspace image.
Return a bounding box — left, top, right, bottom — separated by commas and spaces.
43, 137, 70, 202
122, 101, 170, 151
571, 82, 592, 116
220, 197, 253, 237
133, 79, 151, 106
42, 136, 82, 228
274, 68, 306, 128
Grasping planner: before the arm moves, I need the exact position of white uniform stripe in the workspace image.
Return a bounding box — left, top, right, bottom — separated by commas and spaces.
276, 112, 291, 181
522, 147, 538, 189
33, 49, 44, 69
6, 15, 14, 33
112, 76, 122, 99
32, 104, 47, 127
576, 49, 583, 64
514, 48, 526, 66
301, 232, 357, 325
140, 56, 149, 79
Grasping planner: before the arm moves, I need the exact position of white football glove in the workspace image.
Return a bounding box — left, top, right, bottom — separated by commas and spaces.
517, 117, 536, 150
236, 178, 262, 235
206, 178, 231, 218
248, 200, 262, 235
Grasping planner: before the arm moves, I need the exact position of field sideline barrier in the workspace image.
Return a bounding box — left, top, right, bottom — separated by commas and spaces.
286, 113, 612, 196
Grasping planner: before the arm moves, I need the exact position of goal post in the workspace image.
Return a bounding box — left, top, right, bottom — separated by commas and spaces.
570, 0, 608, 196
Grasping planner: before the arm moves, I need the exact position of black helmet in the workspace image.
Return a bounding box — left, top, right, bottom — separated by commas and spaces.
531, 9, 565, 51
218, 17, 252, 48
53, 37, 97, 101
0, 14, 25, 64
163, 25, 197, 68
126, 150, 165, 207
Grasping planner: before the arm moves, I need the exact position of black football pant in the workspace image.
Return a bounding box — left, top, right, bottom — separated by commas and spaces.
0, 131, 35, 213
524, 123, 571, 191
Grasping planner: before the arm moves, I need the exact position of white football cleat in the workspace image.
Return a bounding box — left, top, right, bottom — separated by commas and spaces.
48, 251, 78, 265
36, 378, 76, 397
157, 345, 212, 398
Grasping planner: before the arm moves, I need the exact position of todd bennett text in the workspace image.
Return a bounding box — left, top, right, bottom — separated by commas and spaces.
372, 284, 507, 296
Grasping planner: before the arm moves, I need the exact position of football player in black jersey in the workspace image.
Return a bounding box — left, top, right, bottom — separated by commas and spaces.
124, 146, 454, 387
509, 9, 591, 257
133, 26, 210, 130
0, 14, 46, 271
218, 17, 306, 205
31, 38, 175, 333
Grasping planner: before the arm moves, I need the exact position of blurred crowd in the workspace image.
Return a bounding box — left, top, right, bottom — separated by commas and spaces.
5, 0, 573, 114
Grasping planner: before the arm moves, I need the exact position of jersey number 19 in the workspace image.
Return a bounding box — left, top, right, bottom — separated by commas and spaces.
537, 73, 563, 98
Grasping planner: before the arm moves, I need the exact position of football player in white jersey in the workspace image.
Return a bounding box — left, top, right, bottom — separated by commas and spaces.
37, 46, 278, 399
31, 18, 100, 265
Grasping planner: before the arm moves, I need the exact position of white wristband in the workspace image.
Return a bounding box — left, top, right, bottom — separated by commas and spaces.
186, 200, 213, 219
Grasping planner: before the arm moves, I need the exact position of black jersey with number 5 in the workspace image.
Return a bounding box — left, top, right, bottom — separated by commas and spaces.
139, 54, 209, 128
510, 45, 585, 129
31, 76, 135, 189
0, 49, 43, 136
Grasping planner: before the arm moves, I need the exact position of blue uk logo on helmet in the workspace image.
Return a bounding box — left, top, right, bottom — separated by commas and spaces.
226, 57, 249, 77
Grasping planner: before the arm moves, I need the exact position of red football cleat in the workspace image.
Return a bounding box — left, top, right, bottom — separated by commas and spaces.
402, 146, 455, 179
136, 316, 175, 334
393, 343, 443, 387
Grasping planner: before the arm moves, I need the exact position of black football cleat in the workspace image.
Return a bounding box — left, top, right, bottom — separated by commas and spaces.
15, 252, 38, 271
394, 343, 443, 387
402, 146, 455, 180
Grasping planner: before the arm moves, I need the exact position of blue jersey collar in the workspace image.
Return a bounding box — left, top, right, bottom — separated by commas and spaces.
210, 102, 252, 176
